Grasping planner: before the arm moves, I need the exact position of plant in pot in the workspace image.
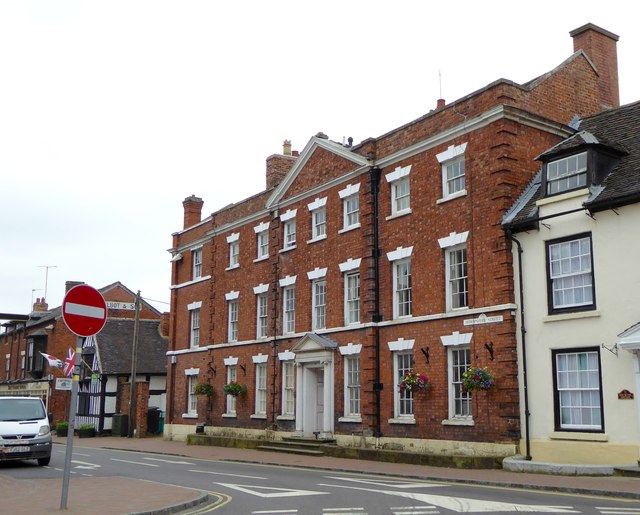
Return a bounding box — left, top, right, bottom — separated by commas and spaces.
223, 381, 247, 397
398, 371, 430, 394
193, 382, 214, 396
462, 366, 495, 393
78, 424, 96, 438
55, 421, 69, 437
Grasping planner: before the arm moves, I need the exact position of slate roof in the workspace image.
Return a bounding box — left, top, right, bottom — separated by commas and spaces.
95, 318, 167, 375
504, 100, 640, 230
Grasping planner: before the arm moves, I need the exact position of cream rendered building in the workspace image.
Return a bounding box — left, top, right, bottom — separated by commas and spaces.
504, 101, 640, 465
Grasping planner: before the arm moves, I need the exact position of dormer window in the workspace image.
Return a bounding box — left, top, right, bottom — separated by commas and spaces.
546, 152, 587, 195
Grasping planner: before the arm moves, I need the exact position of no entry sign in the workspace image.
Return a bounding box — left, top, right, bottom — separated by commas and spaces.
62, 284, 107, 337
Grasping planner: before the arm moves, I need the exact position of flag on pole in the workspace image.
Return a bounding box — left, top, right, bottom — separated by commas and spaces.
40, 352, 63, 368
63, 348, 76, 378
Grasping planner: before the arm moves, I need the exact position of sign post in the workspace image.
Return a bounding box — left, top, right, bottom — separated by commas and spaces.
60, 285, 107, 510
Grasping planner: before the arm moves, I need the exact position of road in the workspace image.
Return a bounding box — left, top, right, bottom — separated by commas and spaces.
2, 444, 640, 514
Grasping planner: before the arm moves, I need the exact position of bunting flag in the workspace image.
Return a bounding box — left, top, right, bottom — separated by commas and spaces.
63, 348, 76, 378
40, 352, 63, 368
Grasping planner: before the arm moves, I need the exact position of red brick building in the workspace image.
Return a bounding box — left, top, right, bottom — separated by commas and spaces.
166, 24, 620, 458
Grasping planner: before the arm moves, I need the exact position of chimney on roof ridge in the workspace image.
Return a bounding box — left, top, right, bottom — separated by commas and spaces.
436, 98, 446, 110
266, 140, 297, 189
182, 195, 204, 229
33, 298, 48, 312
65, 281, 84, 293
570, 23, 620, 109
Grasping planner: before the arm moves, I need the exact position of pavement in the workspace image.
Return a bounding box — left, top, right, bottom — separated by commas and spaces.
0, 435, 638, 515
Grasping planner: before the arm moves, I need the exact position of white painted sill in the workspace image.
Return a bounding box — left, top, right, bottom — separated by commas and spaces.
543, 310, 600, 323
307, 234, 327, 245
388, 417, 416, 425
437, 189, 467, 204
385, 209, 412, 222
338, 224, 361, 235
442, 417, 474, 426
338, 417, 362, 423
221, 413, 237, 419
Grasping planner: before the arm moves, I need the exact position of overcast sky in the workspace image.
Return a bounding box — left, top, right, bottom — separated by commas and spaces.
0, 1, 637, 317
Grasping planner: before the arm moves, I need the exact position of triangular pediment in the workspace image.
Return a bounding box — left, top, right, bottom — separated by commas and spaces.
618, 322, 640, 352
291, 333, 338, 353
266, 136, 369, 209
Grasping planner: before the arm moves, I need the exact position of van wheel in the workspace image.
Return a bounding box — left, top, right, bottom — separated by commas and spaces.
38, 457, 51, 466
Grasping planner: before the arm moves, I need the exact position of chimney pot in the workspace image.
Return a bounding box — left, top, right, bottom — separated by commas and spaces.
283, 139, 292, 156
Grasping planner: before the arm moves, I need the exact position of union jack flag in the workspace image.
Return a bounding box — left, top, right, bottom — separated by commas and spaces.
63, 348, 76, 378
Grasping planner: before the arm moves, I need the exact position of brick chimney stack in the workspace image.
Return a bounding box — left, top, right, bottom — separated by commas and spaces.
65, 281, 84, 293
266, 140, 297, 189
32, 298, 49, 312
570, 23, 620, 109
182, 195, 204, 229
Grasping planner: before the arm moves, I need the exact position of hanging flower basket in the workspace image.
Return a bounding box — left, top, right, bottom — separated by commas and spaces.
223, 381, 247, 397
462, 366, 495, 392
398, 371, 430, 393
193, 382, 214, 396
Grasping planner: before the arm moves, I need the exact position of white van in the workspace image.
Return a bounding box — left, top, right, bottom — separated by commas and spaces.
0, 396, 52, 466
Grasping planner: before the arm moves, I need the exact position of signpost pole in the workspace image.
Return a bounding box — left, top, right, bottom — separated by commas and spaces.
60, 338, 82, 510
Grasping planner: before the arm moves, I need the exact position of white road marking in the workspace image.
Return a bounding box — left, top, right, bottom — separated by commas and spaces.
325, 476, 440, 489
323, 509, 365, 512
143, 457, 194, 465
597, 509, 640, 515
111, 458, 159, 467
189, 469, 267, 479
252, 511, 298, 514
317, 483, 580, 513
215, 482, 330, 498
71, 460, 101, 470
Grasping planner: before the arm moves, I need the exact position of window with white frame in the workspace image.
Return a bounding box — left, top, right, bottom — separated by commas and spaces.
439, 231, 469, 311
553, 348, 602, 431
387, 247, 412, 319
447, 245, 468, 310
312, 279, 326, 330
254, 360, 267, 416
339, 183, 361, 231
546, 152, 588, 195
346, 355, 361, 417
395, 259, 412, 318
449, 345, 472, 418
282, 360, 295, 416
256, 292, 268, 339
225, 361, 238, 415
308, 197, 327, 241
188, 302, 201, 348
227, 233, 240, 269
228, 299, 238, 342
280, 209, 297, 250
385, 165, 411, 217
192, 248, 202, 279
345, 272, 360, 325
547, 234, 595, 314
395, 351, 414, 418
388, 338, 415, 420
184, 370, 199, 417
437, 142, 467, 200
257, 230, 269, 259
278, 275, 296, 335
254, 221, 270, 260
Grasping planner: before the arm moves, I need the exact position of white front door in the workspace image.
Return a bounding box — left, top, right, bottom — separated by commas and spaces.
315, 370, 324, 432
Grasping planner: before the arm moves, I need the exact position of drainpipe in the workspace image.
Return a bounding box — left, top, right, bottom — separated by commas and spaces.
369, 166, 383, 438
507, 230, 532, 460
270, 212, 280, 431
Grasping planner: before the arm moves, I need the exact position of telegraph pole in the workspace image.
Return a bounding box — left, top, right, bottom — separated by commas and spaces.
128, 291, 141, 437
